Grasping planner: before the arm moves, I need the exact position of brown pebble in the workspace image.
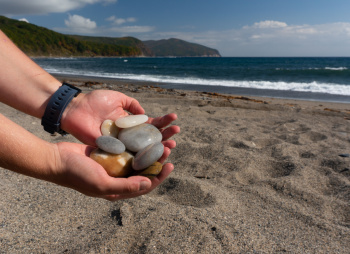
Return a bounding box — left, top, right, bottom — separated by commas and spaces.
90, 148, 134, 177
134, 162, 163, 179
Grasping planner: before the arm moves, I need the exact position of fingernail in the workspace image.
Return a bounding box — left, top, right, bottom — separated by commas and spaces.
140, 181, 151, 191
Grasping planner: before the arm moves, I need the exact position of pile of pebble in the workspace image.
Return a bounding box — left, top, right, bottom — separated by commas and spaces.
90, 115, 164, 179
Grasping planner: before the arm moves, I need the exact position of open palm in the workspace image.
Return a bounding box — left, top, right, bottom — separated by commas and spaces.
61, 90, 179, 148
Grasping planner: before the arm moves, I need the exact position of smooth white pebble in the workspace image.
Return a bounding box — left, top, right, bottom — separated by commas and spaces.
115, 114, 148, 128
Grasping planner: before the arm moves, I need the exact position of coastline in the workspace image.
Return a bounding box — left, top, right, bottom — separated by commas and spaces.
0, 75, 349, 253
53, 73, 350, 104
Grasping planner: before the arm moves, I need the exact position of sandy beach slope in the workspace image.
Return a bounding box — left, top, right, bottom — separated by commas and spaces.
0, 78, 349, 253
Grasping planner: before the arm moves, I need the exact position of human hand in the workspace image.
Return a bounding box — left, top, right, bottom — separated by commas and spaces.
53, 142, 174, 201
61, 90, 179, 149
61, 90, 144, 145
57, 89, 179, 200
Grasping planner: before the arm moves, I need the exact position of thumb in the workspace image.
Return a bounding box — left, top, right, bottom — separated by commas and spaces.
123, 96, 145, 115
103, 176, 152, 195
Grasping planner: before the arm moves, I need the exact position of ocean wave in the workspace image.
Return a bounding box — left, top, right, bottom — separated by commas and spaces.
324, 67, 348, 71
275, 67, 348, 71
46, 68, 350, 96
32, 57, 79, 60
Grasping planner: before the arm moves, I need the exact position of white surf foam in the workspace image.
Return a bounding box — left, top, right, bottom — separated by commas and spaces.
46, 68, 350, 96
324, 67, 348, 71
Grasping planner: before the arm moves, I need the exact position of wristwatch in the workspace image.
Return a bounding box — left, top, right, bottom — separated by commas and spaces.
41, 82, 81, 135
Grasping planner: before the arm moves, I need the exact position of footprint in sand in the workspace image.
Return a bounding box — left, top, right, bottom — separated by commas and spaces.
229, 139, 251, 149
299, 151, 316, 159
269, 160, 296, 178
306, 131, 328, 142
156, 177, 216, 208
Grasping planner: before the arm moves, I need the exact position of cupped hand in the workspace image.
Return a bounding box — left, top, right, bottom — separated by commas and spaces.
61, 90, 180, 148
53, 142, 174, 201
61, 90, 144, 146
56, 90, 180, 200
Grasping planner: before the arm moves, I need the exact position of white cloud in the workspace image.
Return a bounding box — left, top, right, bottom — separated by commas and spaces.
106, 15, 137, 25
248, 20, 288, 29
115, 18, 127, 25
0, 0, 117, 15
126, 17, 136, 23
56, 14, 152, 35
241, 21, 350, 42
18, 18, 29, 23
110, 25, 155, 33
106, 15, 117, 22
238, 22, 350, 56
64, 14, 97, 33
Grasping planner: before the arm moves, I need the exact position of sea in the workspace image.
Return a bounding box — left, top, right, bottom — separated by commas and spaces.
33, 57, 350, 103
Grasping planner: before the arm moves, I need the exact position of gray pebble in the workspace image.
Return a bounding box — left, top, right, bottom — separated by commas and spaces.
118, 123, 162, 152
96, 136, 126, 154
132, 142, 164, 171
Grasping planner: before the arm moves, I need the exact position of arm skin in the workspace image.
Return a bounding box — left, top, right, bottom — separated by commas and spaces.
0, 30, 180, 200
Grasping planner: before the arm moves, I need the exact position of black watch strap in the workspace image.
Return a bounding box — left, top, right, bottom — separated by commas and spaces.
41, 83, 81, 135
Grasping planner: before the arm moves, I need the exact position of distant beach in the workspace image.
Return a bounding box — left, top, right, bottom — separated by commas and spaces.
1, 76, 349, 253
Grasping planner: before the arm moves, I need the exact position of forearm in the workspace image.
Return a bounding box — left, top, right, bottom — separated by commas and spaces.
0, 113, 58, 181
0, 30, 61, 118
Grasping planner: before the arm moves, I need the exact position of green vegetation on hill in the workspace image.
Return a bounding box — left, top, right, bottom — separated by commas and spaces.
0, 16, 141, 57
68, 35, 152, 56
143, 38, 221, 57
0, 16, 221, 57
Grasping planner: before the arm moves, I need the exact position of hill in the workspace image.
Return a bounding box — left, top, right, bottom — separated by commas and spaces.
0, 16, 221, 57
0, 16, 141, 57
68, 35, 152, 56
143, 38, 221, 57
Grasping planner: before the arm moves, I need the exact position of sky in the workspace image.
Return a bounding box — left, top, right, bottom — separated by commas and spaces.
1, 0, 350, 57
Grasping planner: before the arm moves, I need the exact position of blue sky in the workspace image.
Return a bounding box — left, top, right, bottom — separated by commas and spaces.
1, 0, 350, 56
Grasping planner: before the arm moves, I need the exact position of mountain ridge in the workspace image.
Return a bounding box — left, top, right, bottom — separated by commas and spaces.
0, 16, 221, 57
143, 38, 220, 57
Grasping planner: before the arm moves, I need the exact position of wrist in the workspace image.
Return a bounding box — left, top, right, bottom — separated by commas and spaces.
60, 92, 84, 135
41, 83, 82, 135
29, 142, 65, 184
45, 143, 64, 182
38, 142, 63, 182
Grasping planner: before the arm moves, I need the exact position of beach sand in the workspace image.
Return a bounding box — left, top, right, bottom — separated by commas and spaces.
0, 77, 349, 253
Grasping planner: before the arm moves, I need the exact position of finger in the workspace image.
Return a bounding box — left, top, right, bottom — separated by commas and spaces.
103, 176, 151, 196
103, 194, 120, 201
162, 140, 176, 149
149, 113, 177, 128
102, 175, 153, 201
160, 125, 180, 141
123, 97, 145, 115
151, 163, 174, 186
158, 147, 171, 164
106, 163, 174, 201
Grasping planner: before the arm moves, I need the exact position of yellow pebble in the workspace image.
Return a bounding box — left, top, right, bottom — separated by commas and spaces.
101, 119, 120, 137
135, 162, 163, 179
90, 148, 133, 177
